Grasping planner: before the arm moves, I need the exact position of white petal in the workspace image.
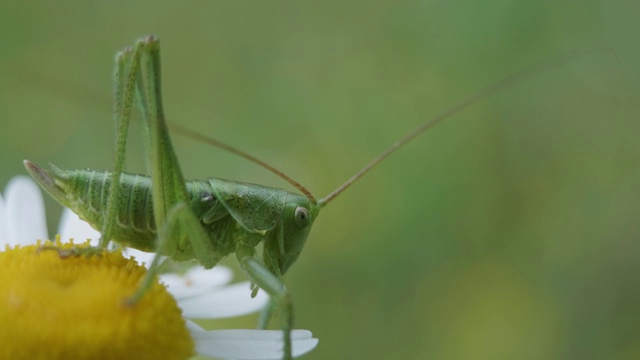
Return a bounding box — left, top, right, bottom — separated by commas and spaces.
0, 192, 8, 246
186, 321, 318, 359
5, 176, 48, 245
57, 208, 100, 245
161, 266, 234, 300
178, 281, 269, 319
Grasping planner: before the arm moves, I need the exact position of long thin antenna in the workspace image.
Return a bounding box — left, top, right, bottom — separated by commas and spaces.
318, 46, 617, 207
21, 46, 616, 207
169, 122, 317, 203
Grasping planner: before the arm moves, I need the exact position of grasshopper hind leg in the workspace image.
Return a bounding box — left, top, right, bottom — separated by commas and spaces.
98, 39, 145, 249
114, 37, 225, 306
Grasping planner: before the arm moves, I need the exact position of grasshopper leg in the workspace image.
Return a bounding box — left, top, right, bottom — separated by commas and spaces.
99, 41, 145, 249
114, 36, 220, 299
36, 244, 103, 258
237, 247, 294, 360
258, 297, 277, 329
127, 202, 222, 305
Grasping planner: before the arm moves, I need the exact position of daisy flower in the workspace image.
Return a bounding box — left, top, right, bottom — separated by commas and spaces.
0, 176, 318, 359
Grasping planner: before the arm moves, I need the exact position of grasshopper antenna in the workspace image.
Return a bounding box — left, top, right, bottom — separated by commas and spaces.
318, 46, 619, 207
20, 46, 618, 208
169, 123, 317, 203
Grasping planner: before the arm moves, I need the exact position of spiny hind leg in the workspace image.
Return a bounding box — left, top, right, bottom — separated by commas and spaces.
99, 39, 148, 248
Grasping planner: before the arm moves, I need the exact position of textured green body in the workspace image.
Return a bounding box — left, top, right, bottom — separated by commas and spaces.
41, 166, 313, 268
24, 38, 322, 359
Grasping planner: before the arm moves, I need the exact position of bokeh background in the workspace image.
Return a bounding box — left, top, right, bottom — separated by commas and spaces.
1, 1, 639, 359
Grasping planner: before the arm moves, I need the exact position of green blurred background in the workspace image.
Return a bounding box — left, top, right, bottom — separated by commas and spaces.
1, 1, 639, 359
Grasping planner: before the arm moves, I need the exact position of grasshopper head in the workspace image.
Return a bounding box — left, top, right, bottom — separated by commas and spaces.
266, 194, 320, 275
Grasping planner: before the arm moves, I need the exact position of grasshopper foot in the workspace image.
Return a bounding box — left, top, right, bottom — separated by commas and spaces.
36, 244, 104, 259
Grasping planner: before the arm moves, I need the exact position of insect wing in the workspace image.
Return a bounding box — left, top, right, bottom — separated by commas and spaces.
208, 178, 287, 233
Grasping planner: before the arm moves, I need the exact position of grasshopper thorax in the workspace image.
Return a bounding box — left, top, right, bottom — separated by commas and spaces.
205, 178, 319, 275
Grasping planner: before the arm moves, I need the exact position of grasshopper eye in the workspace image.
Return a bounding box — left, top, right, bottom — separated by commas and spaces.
294, 206, 311, 228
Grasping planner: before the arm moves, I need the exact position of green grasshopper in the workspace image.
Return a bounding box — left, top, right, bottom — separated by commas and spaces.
23, 36, 611, 359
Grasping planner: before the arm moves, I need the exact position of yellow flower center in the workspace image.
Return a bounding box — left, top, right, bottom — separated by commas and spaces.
0, 240, 194, 360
